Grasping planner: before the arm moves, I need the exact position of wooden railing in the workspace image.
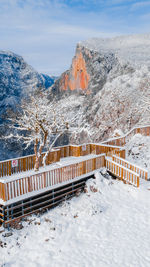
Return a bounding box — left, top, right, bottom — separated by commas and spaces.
112, 155, 148, 180
56, 144, 91, 158
0, 154, 105, 202
0, 143, 124, 178
0, 125, 149, 180
106, 158, 139, 187
0, 149, 60, 178
90, 144, 125, 158
102, 125, 150, 146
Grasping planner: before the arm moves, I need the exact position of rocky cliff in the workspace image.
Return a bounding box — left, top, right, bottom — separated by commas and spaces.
52, 42, 134, 96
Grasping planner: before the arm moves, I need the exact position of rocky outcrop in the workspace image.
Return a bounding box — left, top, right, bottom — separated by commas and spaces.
52, 43, 134, 96
59, 49, 90, 91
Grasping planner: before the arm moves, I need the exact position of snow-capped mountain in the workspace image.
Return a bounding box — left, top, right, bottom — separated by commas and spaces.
51, 34, 150, 143
0, 51, 56, 160
0, 51, 56, 123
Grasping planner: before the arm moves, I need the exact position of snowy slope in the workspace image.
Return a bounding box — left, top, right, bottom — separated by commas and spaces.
51, 66, 150, 144
0, 51, 56, 121
0, 172, 150, 267
80, 33, 150, 67
126, 133, 150, 171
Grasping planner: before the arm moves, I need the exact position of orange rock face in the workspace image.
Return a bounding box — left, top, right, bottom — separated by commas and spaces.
60, 51, 90, 91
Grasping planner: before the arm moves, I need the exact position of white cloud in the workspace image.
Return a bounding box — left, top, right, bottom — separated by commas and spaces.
131, 1, 150, 11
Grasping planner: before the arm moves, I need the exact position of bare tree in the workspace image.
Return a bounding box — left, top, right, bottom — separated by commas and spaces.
7, 90, 75, 171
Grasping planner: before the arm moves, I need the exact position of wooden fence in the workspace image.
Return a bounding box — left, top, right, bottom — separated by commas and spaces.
0, 149, 60, 179
0, 154, 105, 203
112, 155, 148, 180
106, 158, 139, 187
0, 124, 149, 179
57, 144, 91, 158
102, 125, 150, 146
90, 144, 125, 158
0, 143, 124, 178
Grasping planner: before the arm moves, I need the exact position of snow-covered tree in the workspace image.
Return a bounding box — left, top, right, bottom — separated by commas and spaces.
7, 90, 76, 171
139, 78, 150, 114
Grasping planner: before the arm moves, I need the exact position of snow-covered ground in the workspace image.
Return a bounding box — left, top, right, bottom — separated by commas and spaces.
126, 134, 150, 172
0, 133, 150, 267
0, 171, 150, 267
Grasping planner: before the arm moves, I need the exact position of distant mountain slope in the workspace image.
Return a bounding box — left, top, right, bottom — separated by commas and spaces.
0, 51, 56, 160
0, 51, 56, 123
41, 74, 57, 89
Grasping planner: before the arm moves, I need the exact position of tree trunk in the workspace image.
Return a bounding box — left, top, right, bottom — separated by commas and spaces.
34, 139, 39, 171
43, 132, 63, 166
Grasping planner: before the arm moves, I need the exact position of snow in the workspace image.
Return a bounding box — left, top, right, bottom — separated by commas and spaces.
126, 134, 150, 172
0, 171, 150, 267
80, 33, 150, 67
1, 154, 102, 183
112, 129, 124, 138
113, 154, 148, 174
1, 132, 150, 266
0, 154, 104, 205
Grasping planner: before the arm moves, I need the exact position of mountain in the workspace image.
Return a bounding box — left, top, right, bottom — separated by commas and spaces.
0, 51, 56, 123
51, 34, 150, 143
1, 34, 150, 161
41, 74, 57, 89
0, 51, 56, 160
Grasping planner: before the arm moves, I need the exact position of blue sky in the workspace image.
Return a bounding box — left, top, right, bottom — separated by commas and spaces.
0, 0, 150, 75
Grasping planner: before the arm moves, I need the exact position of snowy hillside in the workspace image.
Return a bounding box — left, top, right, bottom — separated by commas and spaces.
0, 172, 150, 267
0, 51, 56, 160
80, 33, 150, 67
126, 134, 150, 171
0, 51, 56, 122
50, 66, 150, 144
50, 34, 150, 144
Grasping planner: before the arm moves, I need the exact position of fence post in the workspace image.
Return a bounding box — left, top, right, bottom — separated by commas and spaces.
92, 158, 96, 171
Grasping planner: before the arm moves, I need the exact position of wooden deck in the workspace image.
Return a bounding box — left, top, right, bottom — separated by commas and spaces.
0, 154, 105, 204
0, 125, 150, 227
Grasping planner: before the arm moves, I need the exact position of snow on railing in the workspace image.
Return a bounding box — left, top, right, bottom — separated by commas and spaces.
0, 143, 124, 178
102, 125, 150, 146
0, 125, 149, 179
0, 150, 60, 178
106, 158, 139, 187
0, 154, 105, 203
90, 143, 125, 158
112, 155, 148, 180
